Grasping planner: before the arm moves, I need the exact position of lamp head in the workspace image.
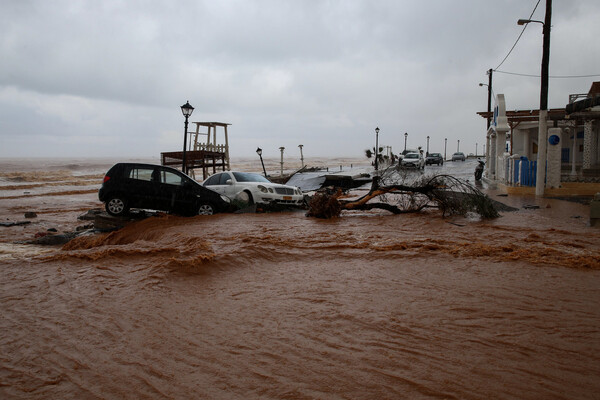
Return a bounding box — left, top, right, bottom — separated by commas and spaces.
256, 147, 262, 156
375, 127, 379, 134
180, 101, 194, 117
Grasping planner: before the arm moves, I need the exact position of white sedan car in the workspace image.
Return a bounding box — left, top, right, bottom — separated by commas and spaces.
400, 152, 425, 169
203, 171, 304, 206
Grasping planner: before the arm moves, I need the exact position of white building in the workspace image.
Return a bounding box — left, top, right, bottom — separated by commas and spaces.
478, 82, 600, 196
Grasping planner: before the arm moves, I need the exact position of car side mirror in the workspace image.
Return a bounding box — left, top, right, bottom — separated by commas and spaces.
226, 179, 233, 185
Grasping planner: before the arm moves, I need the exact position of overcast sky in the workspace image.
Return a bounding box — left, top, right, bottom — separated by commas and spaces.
1, 0, 599, 160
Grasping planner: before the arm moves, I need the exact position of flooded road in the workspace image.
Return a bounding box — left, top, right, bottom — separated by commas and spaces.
1, 158, 600, 399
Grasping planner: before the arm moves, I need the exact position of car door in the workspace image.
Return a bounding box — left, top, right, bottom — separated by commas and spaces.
155, 167, 191, 212
204, 172, 230, 196
218, 172, 240, 198
123, 165, 159, 209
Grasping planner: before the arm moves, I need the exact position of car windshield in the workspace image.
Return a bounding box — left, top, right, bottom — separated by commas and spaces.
454, 153, 463, 156
429, 153, 440, 157
232, 172, 271, 183
405, 154, 419, 159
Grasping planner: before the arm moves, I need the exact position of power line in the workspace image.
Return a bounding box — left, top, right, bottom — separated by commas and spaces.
494, 0, 541, 71
495, 70, 600, 78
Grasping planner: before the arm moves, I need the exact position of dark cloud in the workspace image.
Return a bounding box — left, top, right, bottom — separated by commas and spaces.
0, 0, 598, 158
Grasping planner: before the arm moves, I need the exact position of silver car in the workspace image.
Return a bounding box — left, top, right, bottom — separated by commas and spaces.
451, 152, 466, 161
203, 171, 304, 206
400, 152, 425, 169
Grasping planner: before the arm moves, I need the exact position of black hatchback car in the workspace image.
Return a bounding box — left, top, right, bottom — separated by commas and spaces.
98, 163, 232, 216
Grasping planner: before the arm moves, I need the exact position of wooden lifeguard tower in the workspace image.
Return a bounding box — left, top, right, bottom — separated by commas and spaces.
161, 122, 231, 181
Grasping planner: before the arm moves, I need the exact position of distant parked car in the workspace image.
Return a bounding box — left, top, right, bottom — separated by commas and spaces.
203, 171, 304, 206
426, 153, 444, 166
400, 152, 425, 169
452, 152, 466, 161
98, 163, 232, 216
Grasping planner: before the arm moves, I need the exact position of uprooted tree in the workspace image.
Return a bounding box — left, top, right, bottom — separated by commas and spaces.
307, 166, 499, 219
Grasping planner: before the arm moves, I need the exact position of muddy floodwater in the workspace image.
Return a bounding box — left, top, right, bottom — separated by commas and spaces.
1, 158, 600, 399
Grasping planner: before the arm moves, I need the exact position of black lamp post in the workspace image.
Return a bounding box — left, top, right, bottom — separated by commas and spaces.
374, 127, 380, 171
180, 101, 194, 174
404, 132, 408, 152
256, 147, 267, 177
426, 136, 430, 156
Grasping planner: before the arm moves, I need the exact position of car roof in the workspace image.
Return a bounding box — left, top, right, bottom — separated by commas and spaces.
114, 162, 182, 172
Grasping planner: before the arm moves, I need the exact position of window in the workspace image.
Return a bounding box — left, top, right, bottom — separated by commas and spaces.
160, 170, 183, 185
219, 173, 232, 184
232, 172, 270, 183
205, 174, 221, 186
129, 168, 154, 181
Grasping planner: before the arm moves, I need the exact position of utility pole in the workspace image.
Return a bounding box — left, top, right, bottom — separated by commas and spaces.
486, 69, 493, 129
535, 0, 552, 196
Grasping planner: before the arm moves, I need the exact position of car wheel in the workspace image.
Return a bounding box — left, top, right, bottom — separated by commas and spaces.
236, 191, 254, 205
198, 203, 215, 215
106, 196, 128, 216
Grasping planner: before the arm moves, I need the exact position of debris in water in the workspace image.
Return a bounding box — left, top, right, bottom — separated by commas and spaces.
307, 166, 500, 219
0, 221, 31, 227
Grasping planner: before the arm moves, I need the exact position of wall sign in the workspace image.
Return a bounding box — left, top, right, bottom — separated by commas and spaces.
548, 135, 560, 145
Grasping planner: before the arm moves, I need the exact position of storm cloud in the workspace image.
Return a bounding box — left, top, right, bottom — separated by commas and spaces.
1, 0, 599, 159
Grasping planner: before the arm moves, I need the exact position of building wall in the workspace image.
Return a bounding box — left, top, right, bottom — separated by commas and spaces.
512, 124, 587, 165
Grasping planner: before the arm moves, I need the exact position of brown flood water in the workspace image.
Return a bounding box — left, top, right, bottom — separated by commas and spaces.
1, 161, 600, 399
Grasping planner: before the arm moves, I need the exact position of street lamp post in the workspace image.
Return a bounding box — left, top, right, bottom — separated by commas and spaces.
404, 132, 408, 152
256, 147, 267, 177
478, 69, 493, 129
457, 139, 460, 152
476, 142, 478, 157
444, 138, 447, 161
180, 101, 194, 174
519, 0, 552, 196
426, 136, 430, 156
298, 144, 304, 168
279, 147, 285, 176
374, 127, 380, 171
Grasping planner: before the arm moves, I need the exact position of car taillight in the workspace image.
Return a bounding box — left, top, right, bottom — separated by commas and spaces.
103, 175, 110, 183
